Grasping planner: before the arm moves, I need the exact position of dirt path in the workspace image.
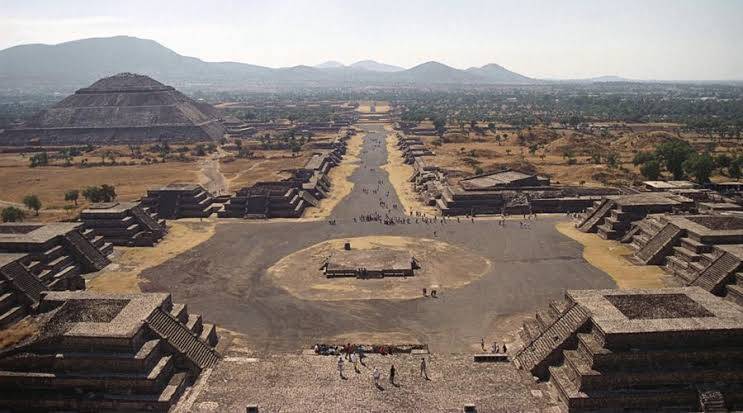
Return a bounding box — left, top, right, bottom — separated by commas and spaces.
87, 219, 218, 293
198, 150, 228, 196
555, 221, 673, 289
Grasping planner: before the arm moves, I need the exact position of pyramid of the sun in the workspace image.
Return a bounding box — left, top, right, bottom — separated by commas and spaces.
0, 73, 225, 145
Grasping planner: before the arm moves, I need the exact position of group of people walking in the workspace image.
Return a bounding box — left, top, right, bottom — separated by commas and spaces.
337, 356, 430, 387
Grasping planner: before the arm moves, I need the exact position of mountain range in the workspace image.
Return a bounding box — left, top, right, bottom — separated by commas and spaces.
3, 36, 738, 92
0, 36, 542, 90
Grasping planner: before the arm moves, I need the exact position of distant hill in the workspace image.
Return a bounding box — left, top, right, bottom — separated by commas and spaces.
466, 63, 534, 84
391, 61, 484, 84
349, 60, 404, 72
0, 36, 536, 89
314, 60, 345, 69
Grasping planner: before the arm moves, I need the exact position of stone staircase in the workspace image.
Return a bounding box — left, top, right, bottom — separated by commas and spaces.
62, 230, 111, 272
633, 223, 683, 265
689, 251, 742, 297
145, 308, 220, 372
577, 199, 615, 233
514, 299, 591, 378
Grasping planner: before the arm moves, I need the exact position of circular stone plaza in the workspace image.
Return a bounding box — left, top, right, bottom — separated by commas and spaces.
139, 124, 617, 411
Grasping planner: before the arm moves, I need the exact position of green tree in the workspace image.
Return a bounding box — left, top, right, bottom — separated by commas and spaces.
29, 152, 49, 168
22, 194, 42, 216
683, 152, 715, 184
715, 154, 732, 169
64, 189, 79, 206
640, 159, 662, 180
605, 152, 619, 168
632, 151, 655, 166
82, 185, 116, 203
101, 184, 117, 201
729, 156, 742, 180
1, 206, 25, 222
655, 140, 694, 180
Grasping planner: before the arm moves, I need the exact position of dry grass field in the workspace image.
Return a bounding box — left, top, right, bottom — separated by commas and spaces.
220, 150, 309, 191
409, 123, 739, 187
0, 151, 201, 221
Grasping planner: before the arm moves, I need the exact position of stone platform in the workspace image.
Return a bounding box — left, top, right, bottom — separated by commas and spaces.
323, 248, 417, 278
515, 287, 743, 412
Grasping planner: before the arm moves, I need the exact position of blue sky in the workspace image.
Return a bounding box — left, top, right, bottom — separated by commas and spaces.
1, 0, 742, 80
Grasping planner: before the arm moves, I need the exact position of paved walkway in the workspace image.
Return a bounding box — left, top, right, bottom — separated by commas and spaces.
142, 124, 616, 353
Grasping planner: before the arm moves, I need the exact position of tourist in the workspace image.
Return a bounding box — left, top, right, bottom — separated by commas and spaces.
492, 342, 498, 353
351, 352, 359, 373
373, 367, 381, 387
389, 364, 396, 384
481, 338, 486, 352
502, 343, 508, 354
337, 356, 345, 379
422, 288, 427, 297
420, 357, 429, 380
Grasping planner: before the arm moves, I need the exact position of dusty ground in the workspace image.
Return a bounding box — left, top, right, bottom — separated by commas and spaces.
554, 221, 674, 289
267, 236, 490, 301
87, 219, 217, 293
219, 151, 308, 192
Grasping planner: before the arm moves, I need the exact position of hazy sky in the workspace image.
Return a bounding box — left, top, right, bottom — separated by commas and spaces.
2, 0, 742, 80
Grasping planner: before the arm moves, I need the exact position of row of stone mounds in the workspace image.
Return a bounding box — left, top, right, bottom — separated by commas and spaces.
219, 139, 348, 219
396, 133, 624, 217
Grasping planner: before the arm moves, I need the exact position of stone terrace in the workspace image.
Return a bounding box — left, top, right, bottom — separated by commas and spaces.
142, 184, 220, 219
80, 201, 167, 247
626, 214, 743, 305
0, 291, 220, 412
0, 222, 111, 290
515, 287, 743, 412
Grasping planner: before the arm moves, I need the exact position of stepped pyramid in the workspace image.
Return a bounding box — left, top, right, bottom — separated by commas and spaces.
1, 73, 225, 145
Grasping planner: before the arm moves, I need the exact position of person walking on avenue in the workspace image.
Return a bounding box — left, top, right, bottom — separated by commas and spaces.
389, 364, 396, 385
337, 356, 345, 379
351, 352, 359, 373
420, 357, 430, 380
373, 367, 381, 388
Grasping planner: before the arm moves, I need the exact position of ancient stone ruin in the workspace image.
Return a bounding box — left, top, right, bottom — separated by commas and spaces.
0, 291, 220, 412
142, 183, 220, 219
80, 201, 167, 247
397, 134, 620, 216
0, 72, 225, 145
0, 223, 111, 290
515, 287, 743, 411
220, 140, 347, 219
576, 192, 695, 239
321, 245, 418, 278
625, 214, 743, 306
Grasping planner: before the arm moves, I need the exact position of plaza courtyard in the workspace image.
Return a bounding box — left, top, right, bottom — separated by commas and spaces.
140, 125, 616, 354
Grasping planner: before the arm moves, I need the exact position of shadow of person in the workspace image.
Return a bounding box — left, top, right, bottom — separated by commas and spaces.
375, 383, 385, 391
